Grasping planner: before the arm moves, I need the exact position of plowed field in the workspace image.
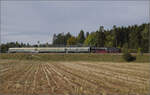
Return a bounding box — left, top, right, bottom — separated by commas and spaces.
0, 59, 149, 95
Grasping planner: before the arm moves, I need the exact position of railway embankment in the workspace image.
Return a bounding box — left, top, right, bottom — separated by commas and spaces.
0, 53, 149, 63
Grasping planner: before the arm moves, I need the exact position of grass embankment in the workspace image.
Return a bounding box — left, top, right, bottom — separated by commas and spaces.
0, 53, 149, 62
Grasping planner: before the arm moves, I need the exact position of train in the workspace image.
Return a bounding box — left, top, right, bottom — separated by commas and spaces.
8, 47, 121, 53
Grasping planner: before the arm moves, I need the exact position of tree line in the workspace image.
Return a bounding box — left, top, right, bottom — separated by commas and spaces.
52, 23, 149, 52
0, 23, 149, 53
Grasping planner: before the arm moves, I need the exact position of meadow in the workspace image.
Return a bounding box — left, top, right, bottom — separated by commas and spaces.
0, 53, 149, 62
0, 53, 149, 95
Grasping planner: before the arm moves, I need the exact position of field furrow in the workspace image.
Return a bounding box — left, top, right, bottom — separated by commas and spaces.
74, 62, 150, 78
0, 64, 32, 94
22, 63, 37, 95
50, 63, 128, 94
63, 62, 150, 83
54, 62, 149, 94
0, 59, 149, 95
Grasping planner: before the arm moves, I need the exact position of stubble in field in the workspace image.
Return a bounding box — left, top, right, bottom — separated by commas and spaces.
0, 59, 149, 95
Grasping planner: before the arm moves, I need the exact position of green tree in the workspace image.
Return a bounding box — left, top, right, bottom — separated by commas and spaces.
52, 33, 57, 45
65, 32, 72, 45
129, 25, 140, 49
96, 26, 105, 47
86, 32, 89, 39
77, 30, 85, 44
67, 36, 77, 45
112, 25, 118, 47
141, 24, 149, 52
52, 32, 72, 46
1, 44, 8, 53
105, 34, 114, 47
37, 41, 40, 47
84, 32, 97, 46
52, 33, 65, 46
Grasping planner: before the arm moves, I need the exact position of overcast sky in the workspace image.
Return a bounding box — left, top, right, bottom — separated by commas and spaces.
1, 1, 149, 44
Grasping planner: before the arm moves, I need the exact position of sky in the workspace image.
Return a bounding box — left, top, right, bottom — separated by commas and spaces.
1, 1, 149, 44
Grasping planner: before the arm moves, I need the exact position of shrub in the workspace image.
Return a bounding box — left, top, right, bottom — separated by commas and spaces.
137, 48, 143, 56
123, 52, 136, 62
122, 43, 128, 53
25, 55, 33, 60
128, 49, 137, 53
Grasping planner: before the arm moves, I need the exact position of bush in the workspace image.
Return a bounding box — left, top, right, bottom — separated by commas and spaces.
25, 55, 33, 60
123, 52, 136, 62
137, 48, 143, 56
128, 49, 137, 53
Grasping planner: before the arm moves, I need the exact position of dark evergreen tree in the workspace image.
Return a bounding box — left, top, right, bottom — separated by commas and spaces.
86, 32, 89, 38
77, 30, 85, 45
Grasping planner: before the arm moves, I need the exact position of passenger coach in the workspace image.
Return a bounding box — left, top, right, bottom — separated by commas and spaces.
8, 47, 120, 53
8, 47, 90, 53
